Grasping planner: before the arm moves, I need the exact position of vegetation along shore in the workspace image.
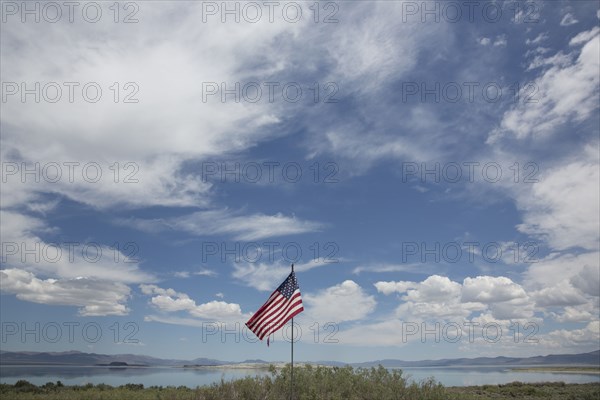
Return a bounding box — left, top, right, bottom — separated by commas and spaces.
1, 365, 599, 399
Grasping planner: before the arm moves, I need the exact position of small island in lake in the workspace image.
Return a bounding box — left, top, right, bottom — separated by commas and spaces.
95, 361, 148, 368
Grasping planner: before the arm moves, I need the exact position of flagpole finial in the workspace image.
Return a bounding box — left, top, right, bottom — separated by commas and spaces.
291, 263, 294, 272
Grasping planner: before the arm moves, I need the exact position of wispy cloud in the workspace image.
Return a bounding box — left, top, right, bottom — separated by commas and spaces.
490, 26, 599, 141
232, 259, 332, 291
124, 209, 323, 241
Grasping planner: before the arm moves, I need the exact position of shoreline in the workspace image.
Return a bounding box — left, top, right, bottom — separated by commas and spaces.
510, 366, 600, 375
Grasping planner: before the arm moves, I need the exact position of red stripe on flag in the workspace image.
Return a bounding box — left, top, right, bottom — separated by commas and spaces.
246, 294, 286, 331
258, 302, 304, 340
252, 291, 301, 334
254, 292, 302, 337
244, 271, 304, 343
256, 293, 303, 339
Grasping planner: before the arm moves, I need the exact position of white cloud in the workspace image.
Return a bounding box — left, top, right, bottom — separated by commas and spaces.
0, 269, 130, 316
140, 284, 180, 297
532, 282, 588, 307
524, 252, 600, 291
543, 321, 600, 350
478, 35, 505, 47
353, 263, 426, 275
526, 52, 573, 70
125, 209, 323, 241
321, 1, 433, 92
232, 259, 330, 291
515, 149, 599, 251
526, 32, 549, 45
0, 210, 154, 284
139, 284, 246, 321
374, 280, 415, 296
172, 210, 323, 241
493, 35, 507, 47
303, 280, 376, 322
396, 300, 485, 320
461, 276, 527, 303
1, 4, 295, 211
0, 1, 441, 212
570, 26, 600, 45
174, 268, 217, 279
488, 297, 535, 320
0, 3, 327, 311
523, 252, 599, 321
551, 304, 598, 323
375, 275, 461, 301
189, 301, 244, 320
144, 315, 206, 328
560, 13, 579, 26
376, 275, 534, 321
337, 319, 408, 347
195, 268, 218, 277
490, 27, 599, 141
313, 116, 443, 173
571, 264, 600, 297
324, 266, 597, 347
376, 275, 485, 321
402, 275, 463, 302
151, 295, 197, 312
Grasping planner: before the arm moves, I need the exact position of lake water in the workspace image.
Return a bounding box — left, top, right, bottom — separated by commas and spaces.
1, 365, 598, 388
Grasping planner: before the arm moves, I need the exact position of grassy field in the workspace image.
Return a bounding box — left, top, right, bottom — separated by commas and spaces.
1, 365, 599, 399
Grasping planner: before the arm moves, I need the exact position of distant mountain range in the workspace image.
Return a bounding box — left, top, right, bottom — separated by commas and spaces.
351, 350, 600, 368
0, 350, 224, 367
1, 349, 598, 368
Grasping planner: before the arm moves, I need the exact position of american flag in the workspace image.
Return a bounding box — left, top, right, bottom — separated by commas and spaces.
245, 271, 304, 343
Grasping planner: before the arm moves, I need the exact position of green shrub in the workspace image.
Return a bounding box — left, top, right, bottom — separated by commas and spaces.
1, 368, 599, 400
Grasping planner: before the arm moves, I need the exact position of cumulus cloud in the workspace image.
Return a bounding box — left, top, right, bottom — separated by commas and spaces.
551, 304, 598, 323
514, 149, 599, 251
532, 281, 589, 307
571, 265, 600, 297
376, 275, 535, 321
544, 321, 600, 350
524, 252, 599, 323
303, 280, 376, 322
139, 284, 246, 321
461, 276, 527, 303
376, 275, 482, 320
0, 269, 130, 316
372, 266, 596, 327
524, 252, 600, 290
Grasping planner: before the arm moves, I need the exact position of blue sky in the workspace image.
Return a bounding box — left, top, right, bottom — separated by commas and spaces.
1, 1, 599, 363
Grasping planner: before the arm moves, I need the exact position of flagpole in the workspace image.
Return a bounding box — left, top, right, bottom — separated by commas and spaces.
290, 263, 294, 400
